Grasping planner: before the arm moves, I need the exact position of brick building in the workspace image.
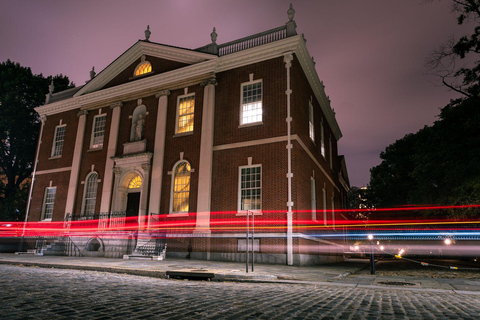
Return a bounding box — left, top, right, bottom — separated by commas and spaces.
26, 6, 350, 265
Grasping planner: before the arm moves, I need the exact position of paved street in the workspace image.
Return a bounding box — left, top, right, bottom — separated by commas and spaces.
2, 264, 480, 320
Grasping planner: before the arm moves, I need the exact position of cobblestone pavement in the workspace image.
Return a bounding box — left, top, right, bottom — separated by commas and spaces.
3, 264, 480, 320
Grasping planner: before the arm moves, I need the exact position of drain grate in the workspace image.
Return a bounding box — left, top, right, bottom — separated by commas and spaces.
378, 281, 416, 286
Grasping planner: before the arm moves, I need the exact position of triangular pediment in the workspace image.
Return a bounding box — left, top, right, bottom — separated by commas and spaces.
75, 40, 216, 97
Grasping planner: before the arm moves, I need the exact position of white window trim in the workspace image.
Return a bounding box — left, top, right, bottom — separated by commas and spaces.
51, 124, 66, 158
169, 160, 192, 215
80, 172, 98, 216
237, 164, 262, 214
311, 177, 316, 220
320, 120, 325, 158
323, 187, 327, 226
175, 93, 195, 135
89, 114, 107, 150
309, 101, 315, 142
239, 79, 263, 127
41, 187, 56, 221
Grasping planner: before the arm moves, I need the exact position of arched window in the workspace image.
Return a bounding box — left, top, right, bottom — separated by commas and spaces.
171, 161, 191, 213
134, 61, 152, 77
82, 172, 98, 216
128, 175, 142, 189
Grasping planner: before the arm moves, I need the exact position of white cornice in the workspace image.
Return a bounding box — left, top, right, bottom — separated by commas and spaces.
75, 41, 216, 97
36, 33, 345, 144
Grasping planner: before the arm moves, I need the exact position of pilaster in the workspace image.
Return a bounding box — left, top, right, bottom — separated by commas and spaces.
100, 101, 123, 213
195, 79, 217, 234
64, 110, 88, 217
148, 90, 170, 217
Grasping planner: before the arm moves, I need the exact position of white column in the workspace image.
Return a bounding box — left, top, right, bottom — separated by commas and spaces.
148, 90, 170, 217
284, 52, 294, 266
195, 79, 217, 233
100, 101, 122, 213
64, 110, 88, 218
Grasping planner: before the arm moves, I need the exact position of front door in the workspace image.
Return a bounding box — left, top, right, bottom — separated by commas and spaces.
126, 192, 141, 227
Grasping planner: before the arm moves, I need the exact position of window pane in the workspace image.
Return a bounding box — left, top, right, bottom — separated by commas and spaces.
52, 126, 66, 157
240, 165, 261, 211
177, 96, 195, 133
172, 161, 190, 213
241, 82, 262, 125
92, 115, 106, 148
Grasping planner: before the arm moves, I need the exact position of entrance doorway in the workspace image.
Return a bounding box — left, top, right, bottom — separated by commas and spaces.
126, 192, 140, 227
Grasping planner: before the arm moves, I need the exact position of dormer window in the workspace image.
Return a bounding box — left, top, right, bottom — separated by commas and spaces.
134, 56, 152, 77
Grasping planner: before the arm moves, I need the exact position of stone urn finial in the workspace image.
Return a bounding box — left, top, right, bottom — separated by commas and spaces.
211, 27, 218, 44
90, 66, 96, 80
48, 79, 54, 94
287, 3, 295, 21
145, 25, 151, 41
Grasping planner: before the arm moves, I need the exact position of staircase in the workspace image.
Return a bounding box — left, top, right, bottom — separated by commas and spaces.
32, 237, 83, 256
124, 233, 166, 260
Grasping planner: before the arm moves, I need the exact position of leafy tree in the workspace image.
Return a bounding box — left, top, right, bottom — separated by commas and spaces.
427, 0, 480, 97
368, 97, 480, 217
0, 60, 74, 221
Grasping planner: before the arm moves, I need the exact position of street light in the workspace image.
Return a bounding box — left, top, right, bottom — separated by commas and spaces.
367, 234, 375, 274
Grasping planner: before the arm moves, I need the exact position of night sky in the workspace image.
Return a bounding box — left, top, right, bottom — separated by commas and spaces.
0, 0, 472, 187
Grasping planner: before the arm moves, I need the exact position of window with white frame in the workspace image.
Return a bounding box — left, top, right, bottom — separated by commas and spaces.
51, 125, 66, 157
239, 165, 261, 211
329, 136, 333, 169
240, 80, 262, 125
309, 102, 315, 142
311, 177, 316, 220
82, 172, 98, 217
323, 187, 327, 225
320, 120, 325, 157
91, 115, 106, 149
171, 161, 191, 213
42, 187, 56, 220
176, 94, 195, 134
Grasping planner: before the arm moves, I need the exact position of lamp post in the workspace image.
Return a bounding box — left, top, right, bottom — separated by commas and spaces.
368, 234, 375, 275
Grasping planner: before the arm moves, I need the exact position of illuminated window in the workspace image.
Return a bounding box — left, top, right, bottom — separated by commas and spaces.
82, 172, 98, 216
309, 102, 315, 142
91, 114, 106, 149
128, 175, 142, 189
239, 165, 261, 211
51, 125, 66, 157
42, 187, 56, 220
241, 80, 262, 125
134, 61, 152, 77
176, 94, 195, 134
320, 120, 325, 157
171, 161, 191, 213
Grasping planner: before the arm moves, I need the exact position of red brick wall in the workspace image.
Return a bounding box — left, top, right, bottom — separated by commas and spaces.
28, 171, 70, 221
36, 110, 78, 172
214, 57, 287, 146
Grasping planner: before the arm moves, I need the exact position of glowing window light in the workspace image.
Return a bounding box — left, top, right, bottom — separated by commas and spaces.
241, 81, 262, 125
176, 95, 195, 133
128, 176, 142, 189
134, 61, 152, 76
172, 161, 191, 213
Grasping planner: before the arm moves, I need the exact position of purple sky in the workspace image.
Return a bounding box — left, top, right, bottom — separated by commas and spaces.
0, 0, 472, 187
